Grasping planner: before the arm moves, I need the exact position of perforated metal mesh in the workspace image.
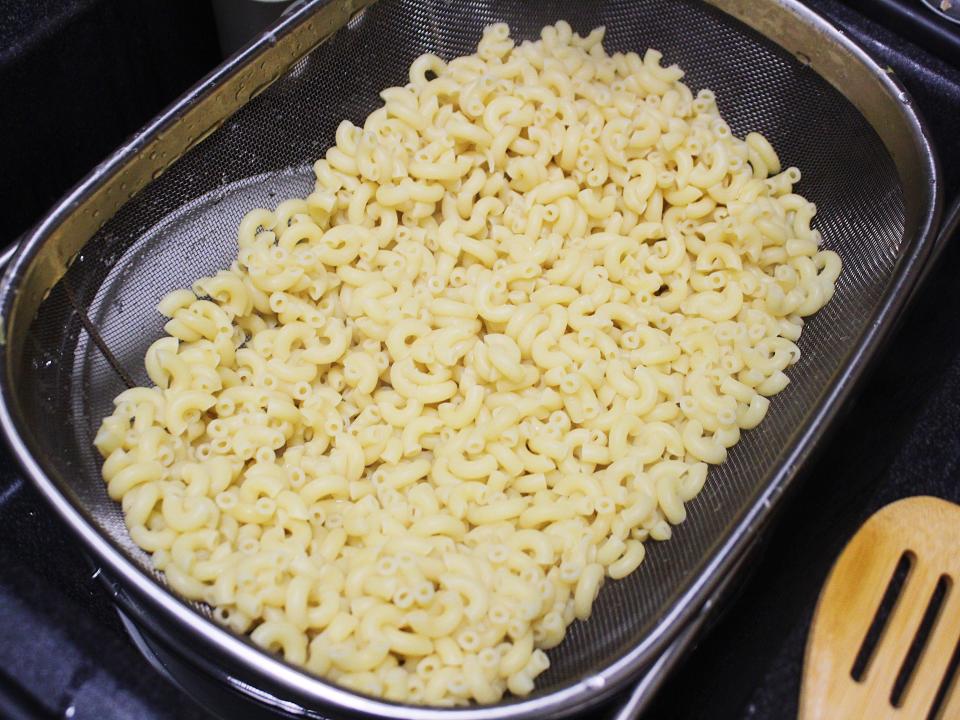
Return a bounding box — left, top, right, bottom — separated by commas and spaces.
12, 0, 905, 710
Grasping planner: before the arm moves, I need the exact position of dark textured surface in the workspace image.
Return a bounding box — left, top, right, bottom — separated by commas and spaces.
8, 0, 915, 711
0, 0, 220, 248
841, 0, 960, 65
0, 0, 956, 719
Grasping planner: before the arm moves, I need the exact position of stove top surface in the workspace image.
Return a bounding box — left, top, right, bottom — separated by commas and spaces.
0, 1, 958, 718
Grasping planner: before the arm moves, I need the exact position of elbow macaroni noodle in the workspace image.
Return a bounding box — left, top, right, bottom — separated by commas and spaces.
96, 22, 841, 706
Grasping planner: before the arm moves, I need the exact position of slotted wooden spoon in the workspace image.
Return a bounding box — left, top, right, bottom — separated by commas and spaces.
801, 496, 960, 719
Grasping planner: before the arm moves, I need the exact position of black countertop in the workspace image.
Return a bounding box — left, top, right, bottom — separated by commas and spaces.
0, 1, 959, 719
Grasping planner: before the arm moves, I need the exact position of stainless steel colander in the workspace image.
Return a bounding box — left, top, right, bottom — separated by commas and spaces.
0, 0, 941, 718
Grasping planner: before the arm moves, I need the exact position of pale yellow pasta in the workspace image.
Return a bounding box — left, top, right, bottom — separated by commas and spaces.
97, 21, 841, 707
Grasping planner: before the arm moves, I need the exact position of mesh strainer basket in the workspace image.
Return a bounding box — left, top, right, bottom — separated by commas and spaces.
0, 0, 941, 718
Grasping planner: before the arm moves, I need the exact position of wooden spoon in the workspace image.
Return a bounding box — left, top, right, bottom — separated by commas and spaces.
801, 496, 960, 719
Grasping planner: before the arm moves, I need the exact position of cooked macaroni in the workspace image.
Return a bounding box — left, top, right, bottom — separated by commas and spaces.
96, 21, 841, 706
